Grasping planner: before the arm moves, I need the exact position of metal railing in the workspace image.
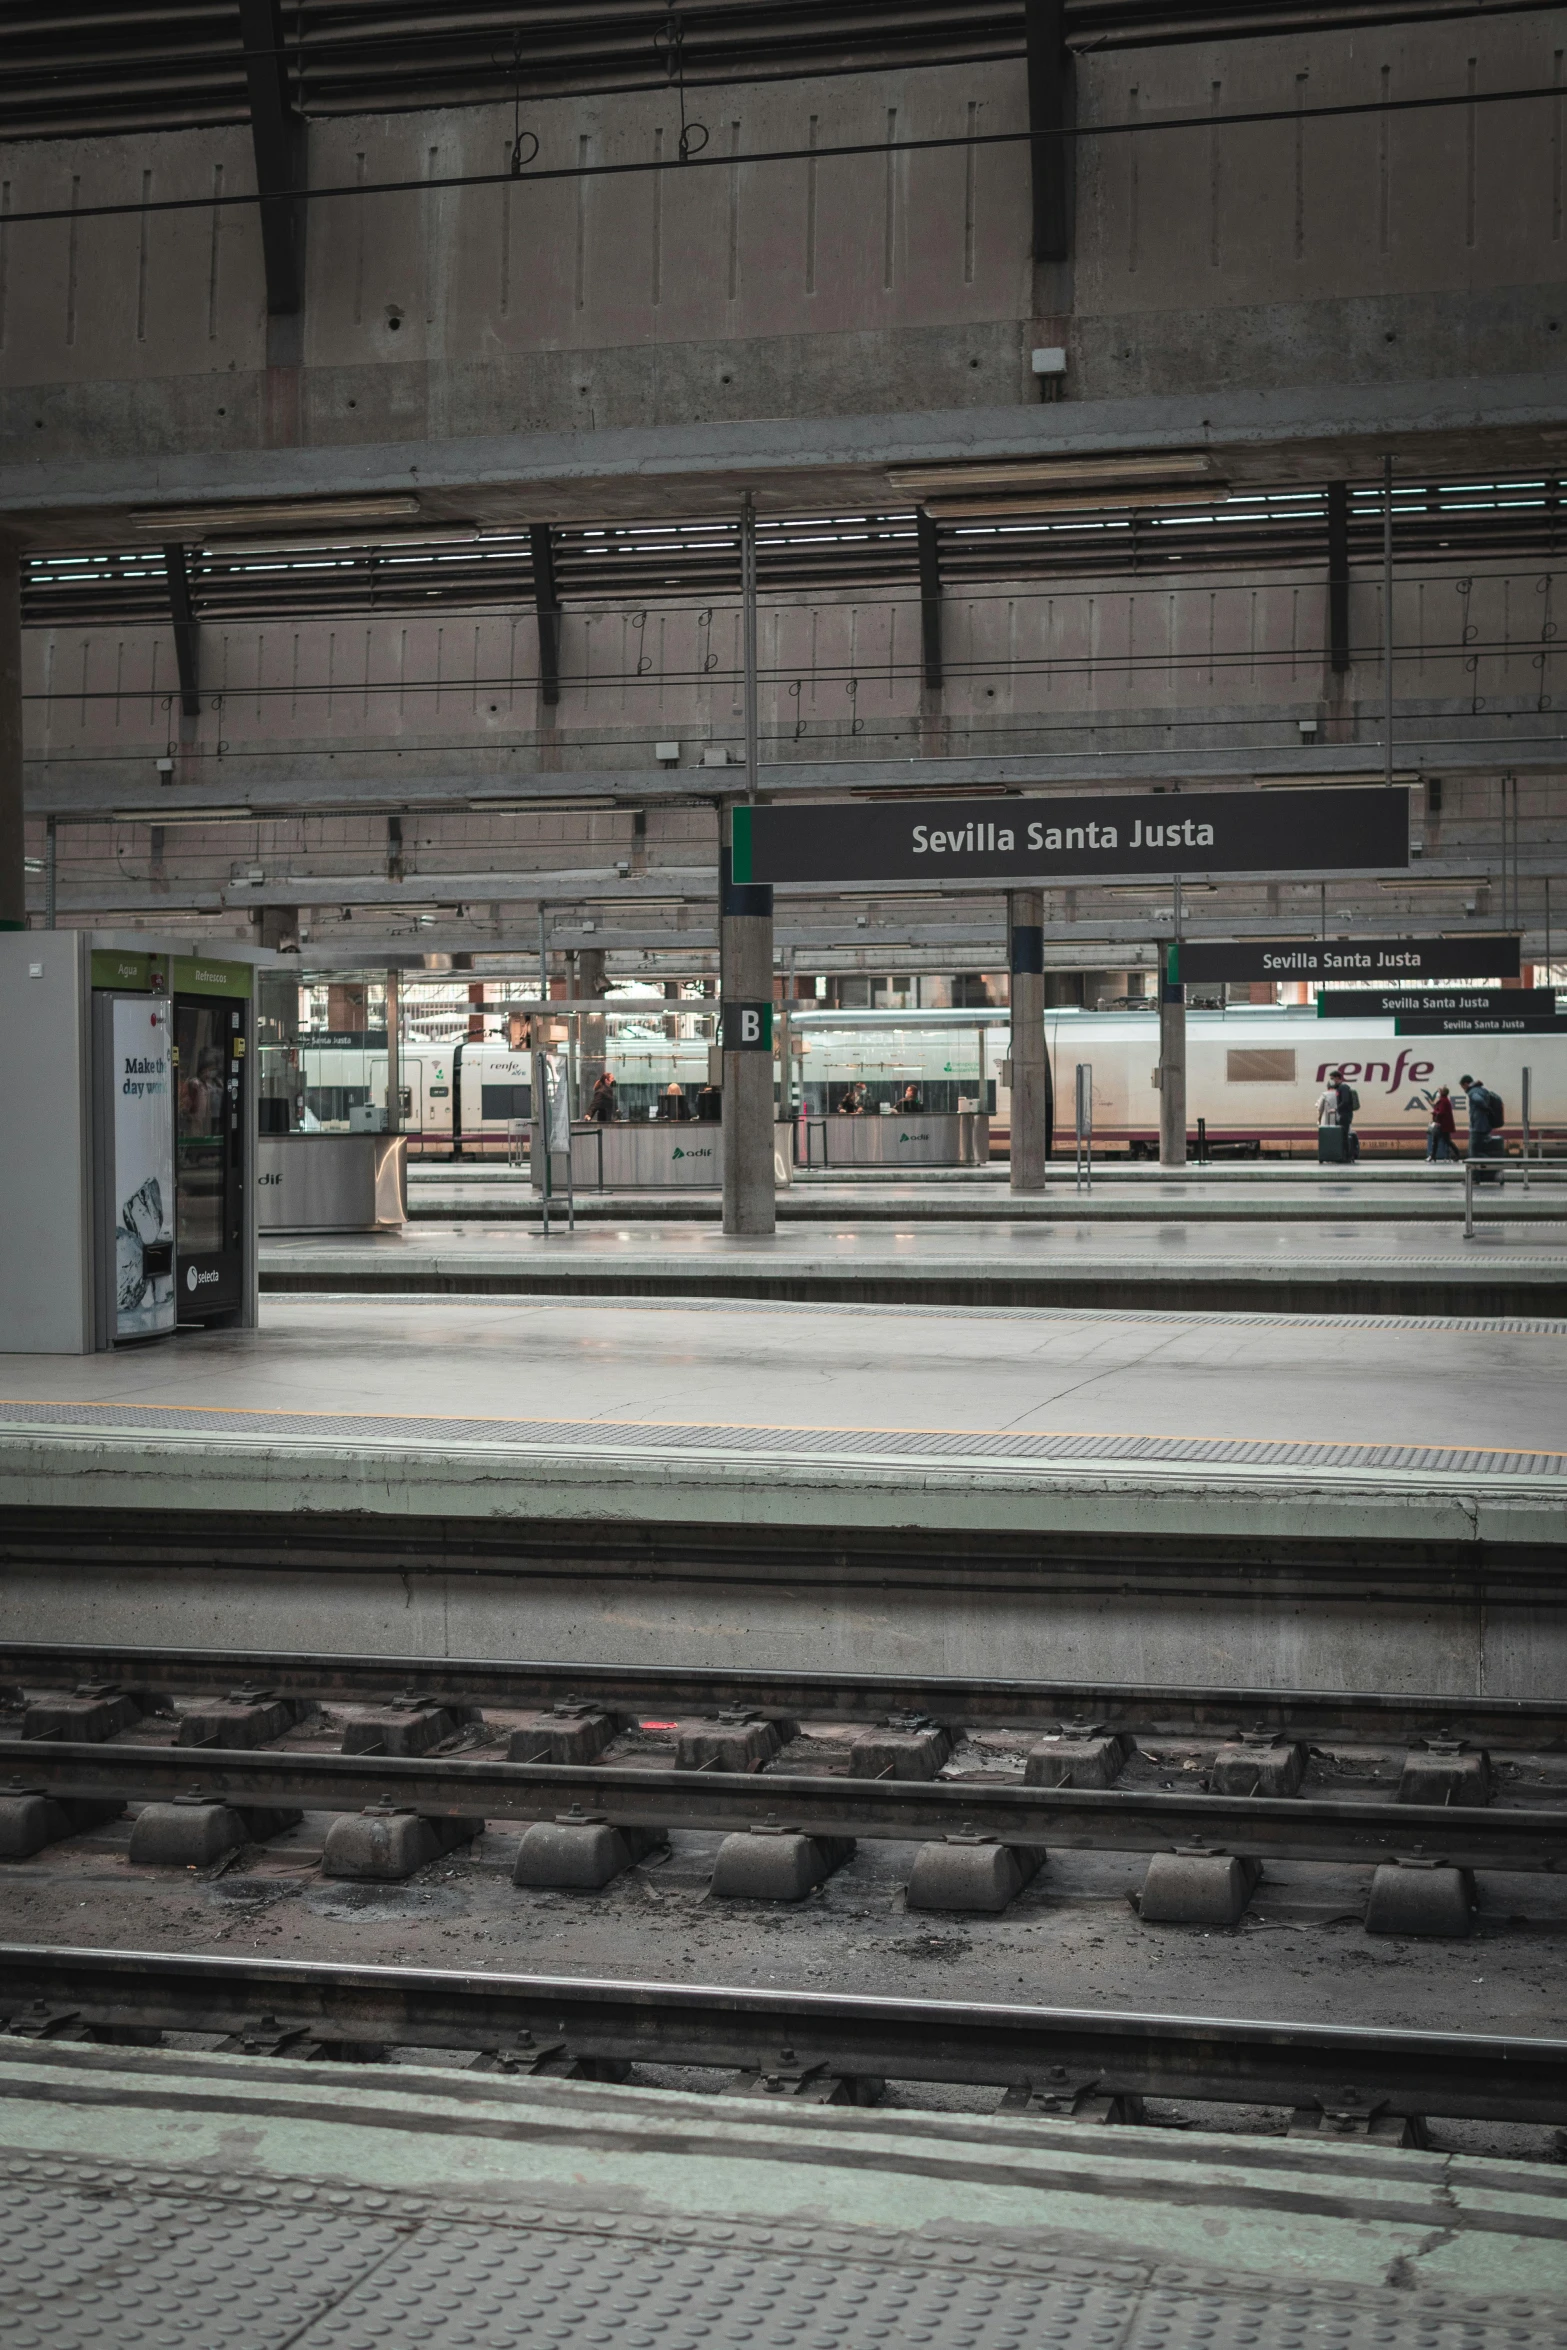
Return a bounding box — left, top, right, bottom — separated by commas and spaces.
1074, 1063, 1093, 1194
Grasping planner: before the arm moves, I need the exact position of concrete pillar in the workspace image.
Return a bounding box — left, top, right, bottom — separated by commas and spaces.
0, 536, 22, 931
720, 808, 776, 1236
252, 905, 299, 953
1008, 891, 1047, 1192
1158, 942, 1187, 1164
577, 945, 607, 1093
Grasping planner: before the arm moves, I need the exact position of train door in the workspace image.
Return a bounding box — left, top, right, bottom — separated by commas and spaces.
172, 956, 250, 1322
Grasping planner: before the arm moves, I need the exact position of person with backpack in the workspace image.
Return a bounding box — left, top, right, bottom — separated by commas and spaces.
1459, 1073, 1505, 1183
1334, 1071, 1360, 1162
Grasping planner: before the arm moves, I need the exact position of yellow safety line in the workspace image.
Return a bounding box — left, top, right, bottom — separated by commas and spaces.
0, 1401, 1562, 1464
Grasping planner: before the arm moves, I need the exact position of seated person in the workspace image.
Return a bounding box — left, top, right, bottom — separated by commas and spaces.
835, 1081, 868, 1115
662, 1080, 692, 1121
695, 1081, 722, 1122
899, 1083, 924, 1112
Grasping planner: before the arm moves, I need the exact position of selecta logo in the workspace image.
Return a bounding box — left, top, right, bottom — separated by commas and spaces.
185, 1263, 222, 1292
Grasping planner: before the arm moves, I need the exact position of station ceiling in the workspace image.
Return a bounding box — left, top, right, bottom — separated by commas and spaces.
24, 474, 1563, 632
7, 1, 1556, 141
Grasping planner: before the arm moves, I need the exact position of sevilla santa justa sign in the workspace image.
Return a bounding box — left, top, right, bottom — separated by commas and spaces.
731, 788, 1409, 888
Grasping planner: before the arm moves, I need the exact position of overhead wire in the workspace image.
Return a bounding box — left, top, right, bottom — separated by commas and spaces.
0, 79, 1561, 228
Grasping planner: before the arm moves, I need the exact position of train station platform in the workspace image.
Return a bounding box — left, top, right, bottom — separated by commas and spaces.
261, 1214, 1567, 1316
1, 1294, 1562, 1696
406, 1163, 1567, 1229
4, 2029, 1566, 2350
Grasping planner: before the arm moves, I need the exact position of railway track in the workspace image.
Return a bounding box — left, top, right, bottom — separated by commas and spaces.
4, 1640, 1564, 1748
3, 1737, 1563, 1871
3, 1944, 1566, 2132
6, 1645, 1562, 1921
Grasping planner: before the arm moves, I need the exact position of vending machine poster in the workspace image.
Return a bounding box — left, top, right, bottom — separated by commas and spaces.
113, 996, 176, 1339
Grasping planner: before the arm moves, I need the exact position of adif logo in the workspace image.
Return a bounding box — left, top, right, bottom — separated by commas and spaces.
185, 1263, 221, 1292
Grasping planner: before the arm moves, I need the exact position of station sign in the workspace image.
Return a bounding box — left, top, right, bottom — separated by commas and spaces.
1181, 935, 1521, 984
1394, 1013, 1567, 1037
732, 789, 1409, 887
1318, 987, 1556, 1020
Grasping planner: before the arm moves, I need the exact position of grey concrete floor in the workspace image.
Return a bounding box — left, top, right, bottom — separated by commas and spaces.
4, 1294, 1565, 1458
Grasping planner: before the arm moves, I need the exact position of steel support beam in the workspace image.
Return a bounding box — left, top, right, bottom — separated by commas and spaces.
0, 533, 21, 930
916, 506, 943, 690
1327, 480, 1351, 674
530, 525, 562, 707
1025, 0, 1070, 263
237, 0, 302, 317
162, 544, 200, 720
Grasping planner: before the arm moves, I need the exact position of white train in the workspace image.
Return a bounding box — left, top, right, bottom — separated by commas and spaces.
1038, 1009, 1562, 1157
297, 1008, 1563, 1157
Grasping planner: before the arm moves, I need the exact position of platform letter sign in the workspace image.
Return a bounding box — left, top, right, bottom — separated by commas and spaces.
721, 1000, 773, 1051
731, 789, 1409, 886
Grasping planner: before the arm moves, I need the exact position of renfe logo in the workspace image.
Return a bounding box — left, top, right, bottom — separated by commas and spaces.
1314, 1051, 1435, 1093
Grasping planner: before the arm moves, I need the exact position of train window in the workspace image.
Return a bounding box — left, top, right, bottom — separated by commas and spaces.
481, 1083, 530, 1119
1226, 1050, 1296, 1083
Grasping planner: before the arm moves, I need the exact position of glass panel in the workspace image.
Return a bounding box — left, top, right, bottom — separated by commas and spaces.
175, 1001, 228, 1253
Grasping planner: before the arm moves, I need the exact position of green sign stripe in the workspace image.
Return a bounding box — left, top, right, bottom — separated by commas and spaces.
92, 950, 161, 993
730, 804, 753, 887
172, 954, 253, 999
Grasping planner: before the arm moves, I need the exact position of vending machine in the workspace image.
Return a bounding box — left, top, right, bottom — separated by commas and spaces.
171, 954, 251, 1322
0, 932, 262, 1355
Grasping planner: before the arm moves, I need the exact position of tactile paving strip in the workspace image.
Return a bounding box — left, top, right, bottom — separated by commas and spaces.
2, 2153, 1564, 2350
0, 1398, 1561, 1478
268, 1295, 1567, 1334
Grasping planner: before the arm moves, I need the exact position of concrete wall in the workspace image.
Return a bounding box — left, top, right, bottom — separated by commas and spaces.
2, 12, 1562, 462
17, 558, 1547, 769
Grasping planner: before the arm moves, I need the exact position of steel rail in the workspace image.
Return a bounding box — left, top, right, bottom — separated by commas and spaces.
3, 1943, 1565, 2123
4, 1640, 1565, 1748
3, 1739, 1563, 1870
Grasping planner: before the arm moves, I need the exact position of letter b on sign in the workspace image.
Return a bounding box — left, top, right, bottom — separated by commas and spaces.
720, 999, 773, 1052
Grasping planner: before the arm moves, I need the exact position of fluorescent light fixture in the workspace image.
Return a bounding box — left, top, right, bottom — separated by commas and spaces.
127, 495, 423, 536
922, 484, 1228, 519
888, 453, 1217, 497
112, 805, 256, 821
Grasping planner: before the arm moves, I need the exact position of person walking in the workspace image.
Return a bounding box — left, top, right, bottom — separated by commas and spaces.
1427, 1085, 1457, 1161
587, 1072, 617, 1124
